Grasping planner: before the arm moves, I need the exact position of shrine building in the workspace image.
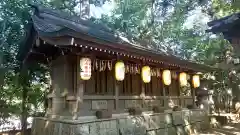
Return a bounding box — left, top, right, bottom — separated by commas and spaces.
18, 4, 214, 135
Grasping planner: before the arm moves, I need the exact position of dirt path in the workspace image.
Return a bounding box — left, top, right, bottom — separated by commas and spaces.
199, 123, 240, 135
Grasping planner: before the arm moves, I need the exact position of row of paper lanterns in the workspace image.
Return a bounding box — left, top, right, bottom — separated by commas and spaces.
80, 58, 200, 88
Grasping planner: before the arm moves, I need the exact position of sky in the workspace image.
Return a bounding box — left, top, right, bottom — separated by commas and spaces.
74, 0, 115, 18
74, 0, 211, 30
184, 7, 210, 30
89, 1, 115, 18
1, 0, 215, 131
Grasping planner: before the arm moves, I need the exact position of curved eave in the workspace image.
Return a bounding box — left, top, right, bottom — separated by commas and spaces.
37, 29, 217, 73
19, 4, 217, 73
207, 13, 240, 34
17, 22, 37, 65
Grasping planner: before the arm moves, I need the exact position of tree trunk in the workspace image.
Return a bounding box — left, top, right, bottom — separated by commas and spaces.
20, 66, 28, 135
21, 86, 28, 135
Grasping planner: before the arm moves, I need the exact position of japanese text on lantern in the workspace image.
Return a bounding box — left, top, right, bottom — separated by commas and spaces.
80, 58, 91, 80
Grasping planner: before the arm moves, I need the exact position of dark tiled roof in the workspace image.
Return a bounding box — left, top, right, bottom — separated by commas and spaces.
30, 4, 122, 43
207, 13, 240, 46
207, 13, 240, 34
18, 4, 217, 72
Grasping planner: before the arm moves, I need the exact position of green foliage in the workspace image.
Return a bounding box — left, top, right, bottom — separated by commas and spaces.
211, 0, 240, 18
99, 0, 240, 108
0, 0, 49, 126
0, 0, 240, 129
99, 0, 227, 64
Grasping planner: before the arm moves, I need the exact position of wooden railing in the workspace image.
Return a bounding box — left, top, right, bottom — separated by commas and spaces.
31, 109, 209, 135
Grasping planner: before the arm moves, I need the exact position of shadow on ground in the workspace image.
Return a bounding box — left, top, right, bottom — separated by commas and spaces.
200, 123, 240, 135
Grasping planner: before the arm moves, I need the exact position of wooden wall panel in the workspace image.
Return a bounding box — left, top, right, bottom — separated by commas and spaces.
131, 74, 141, 95
121, 74, 127, 95
127, 74, 131, 95
158, 79, 163, 96
131, 74, 137, 95
100, 71, 106, 94
144, 84, 150, 96
85, 70, 96, 95
170, 80, 179, 96
144, 77, 163, 96
119, 74, 142, 96
85, 70, 114, 95
96, 71, 101, 94
151, 76, 158, 96
165, 86, 170, 96
107, 70, 114, 95
119, 80, 124, 95
137, 74, 142, 95
67, 55, 77, 95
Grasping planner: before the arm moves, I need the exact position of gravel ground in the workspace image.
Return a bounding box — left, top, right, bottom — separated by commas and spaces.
197, 113, 240, 135
199, 120, 240, 135
198, 123, 240, 135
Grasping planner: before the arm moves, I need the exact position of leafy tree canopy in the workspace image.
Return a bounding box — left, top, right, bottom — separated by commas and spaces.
0, 0, 240, 130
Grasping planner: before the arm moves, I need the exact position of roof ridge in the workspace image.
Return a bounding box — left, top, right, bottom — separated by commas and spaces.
26, 4, 216, 71
207, 13, 240, 27
29, 4, 114, 34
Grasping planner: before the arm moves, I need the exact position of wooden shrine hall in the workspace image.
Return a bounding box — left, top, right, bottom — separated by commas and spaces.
207, 13, 240, 101
207, 13, 240, 51
18, 4, 215, 121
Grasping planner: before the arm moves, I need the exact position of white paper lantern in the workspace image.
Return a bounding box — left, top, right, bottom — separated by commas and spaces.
179, 72, 187, 86
163, 70, 171, 85
142, 66, 151, 83
192, 75, 200, 88
80, 57, 91, 80
115, 61, 125, 81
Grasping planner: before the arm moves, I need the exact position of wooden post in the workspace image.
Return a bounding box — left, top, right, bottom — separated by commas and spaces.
191, 76, 196, 108
163, 86, 168, 108
73, 79, 84, 119
192, 88, 196, 108
51, 55, 69, 117
141, 83, 145, 108
115, 81, 119, 111
73, 56, 84, 120
20, 64, 28, 135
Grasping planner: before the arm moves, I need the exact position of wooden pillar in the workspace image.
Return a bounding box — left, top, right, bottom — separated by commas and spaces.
163, 86, 168, 108
190, 75, 196, 108
141, 83, 145, 108
178, 82, 183, 108
51, 56, 66, 117
73, 79, 84, 119
52, 96, 64, 116
50, 55, 73, 118
192, 87, 196, 108
115, 81, 120, 111
20, 64, 28, 135
73, 56, 84, 120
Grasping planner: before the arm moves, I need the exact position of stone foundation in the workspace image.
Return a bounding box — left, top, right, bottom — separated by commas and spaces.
31, 109, 209, 135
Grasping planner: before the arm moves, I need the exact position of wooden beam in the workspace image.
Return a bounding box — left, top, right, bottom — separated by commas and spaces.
40, 36, 213, 72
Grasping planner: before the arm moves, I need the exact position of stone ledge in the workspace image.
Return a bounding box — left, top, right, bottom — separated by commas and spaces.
31, 109, 209, 135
